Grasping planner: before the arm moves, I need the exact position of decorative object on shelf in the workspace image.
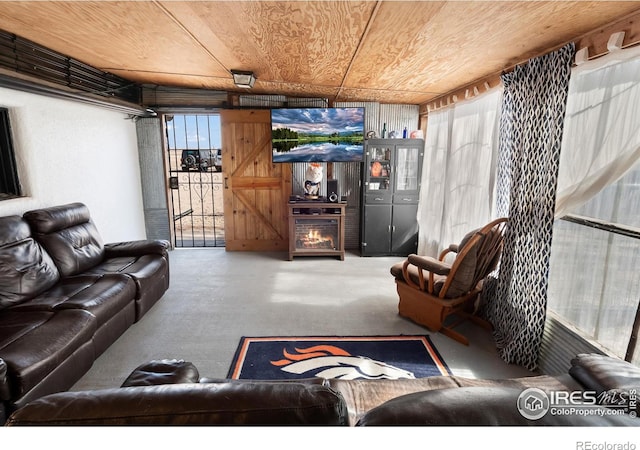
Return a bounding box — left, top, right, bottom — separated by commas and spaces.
403, 127, 408, 138
304, 162, 323, 199
381, 123, 387, 138
410, 130, 424, 139
388, 130, 398, 138
371, 161, 383, 177
366, 131, 376, 139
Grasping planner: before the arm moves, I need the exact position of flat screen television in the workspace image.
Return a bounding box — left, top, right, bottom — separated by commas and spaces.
271, 107, 365, 163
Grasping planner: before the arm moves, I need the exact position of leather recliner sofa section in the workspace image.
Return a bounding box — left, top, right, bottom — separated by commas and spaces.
6, 354, 640, 426
0, 202, 170, 423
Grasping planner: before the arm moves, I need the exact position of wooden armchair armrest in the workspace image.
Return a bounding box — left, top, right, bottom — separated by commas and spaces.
402, 254, 452, 293
407, 254, 451, 276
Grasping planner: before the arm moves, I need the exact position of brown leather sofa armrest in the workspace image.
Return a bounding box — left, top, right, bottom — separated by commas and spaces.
121, 359, 199, 387
407, 254, 451, 276
104, 240, 170, 258
569, 353, 640, 394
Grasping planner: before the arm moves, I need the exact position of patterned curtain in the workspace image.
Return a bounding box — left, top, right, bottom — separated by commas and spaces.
484, 43, 575, 370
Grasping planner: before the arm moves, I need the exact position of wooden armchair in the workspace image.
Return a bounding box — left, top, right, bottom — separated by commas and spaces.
390, 218, 508, 345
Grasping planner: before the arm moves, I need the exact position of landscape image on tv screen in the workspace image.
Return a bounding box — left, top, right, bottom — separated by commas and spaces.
271, 107, 365, 163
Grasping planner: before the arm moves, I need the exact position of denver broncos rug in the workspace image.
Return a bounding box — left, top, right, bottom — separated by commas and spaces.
227, 335, 451, 380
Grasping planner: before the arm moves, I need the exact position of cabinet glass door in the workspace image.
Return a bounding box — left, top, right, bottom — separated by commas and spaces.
395, 146, 420, 193
367, 146, 392, 192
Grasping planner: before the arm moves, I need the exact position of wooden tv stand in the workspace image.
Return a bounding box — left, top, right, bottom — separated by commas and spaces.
288, 201, 345, 261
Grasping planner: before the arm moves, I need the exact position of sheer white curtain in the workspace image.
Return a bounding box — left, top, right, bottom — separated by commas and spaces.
555, 45, 640, 217
417, 88, 502, 257
417, 107, 452, 257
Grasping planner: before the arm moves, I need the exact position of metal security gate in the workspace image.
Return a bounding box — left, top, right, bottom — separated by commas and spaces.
164, 114, 225, 247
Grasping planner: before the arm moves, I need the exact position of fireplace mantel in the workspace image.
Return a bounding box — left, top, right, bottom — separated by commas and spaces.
288, 201, 345, 261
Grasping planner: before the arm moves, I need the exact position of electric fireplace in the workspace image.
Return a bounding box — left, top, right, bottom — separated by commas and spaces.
295, 218, 338, 250
288, 202, 345, 260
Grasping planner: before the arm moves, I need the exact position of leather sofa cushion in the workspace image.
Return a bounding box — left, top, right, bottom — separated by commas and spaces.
87, 255, 168, 294
569, 353, 640, 394
24, 203, 105, 277
87, 254, 169, 319
0, 216, 60, 309
6, 382, 349, 425
0, 309, 96, 397
7, 274, 136, 327
356, 386, 640, 426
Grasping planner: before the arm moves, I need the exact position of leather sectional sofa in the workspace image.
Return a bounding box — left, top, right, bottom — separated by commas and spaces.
5, 353, 640, 426
0, 202, 170, 423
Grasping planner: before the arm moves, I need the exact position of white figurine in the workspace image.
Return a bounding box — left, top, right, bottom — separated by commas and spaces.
304, 163, 323, 198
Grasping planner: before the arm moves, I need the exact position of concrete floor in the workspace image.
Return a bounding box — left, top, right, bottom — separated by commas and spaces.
72, 248, 534, 391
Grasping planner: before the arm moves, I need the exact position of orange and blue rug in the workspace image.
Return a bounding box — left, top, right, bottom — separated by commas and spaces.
227, 335, 450, 380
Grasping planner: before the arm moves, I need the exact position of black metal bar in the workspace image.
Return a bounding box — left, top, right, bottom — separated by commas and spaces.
560, 214, 640, 240
174, 209, 193, 221
625, 298, 640, 362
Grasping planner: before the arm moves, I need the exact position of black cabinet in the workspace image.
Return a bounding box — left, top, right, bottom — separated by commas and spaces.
361, 139, 424, 256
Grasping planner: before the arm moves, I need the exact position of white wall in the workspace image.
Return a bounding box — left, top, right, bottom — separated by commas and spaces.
0, 87, 147, 242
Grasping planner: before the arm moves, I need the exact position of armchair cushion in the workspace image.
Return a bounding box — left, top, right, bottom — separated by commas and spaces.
391, 227, 485, 299
445, 228, 482, 297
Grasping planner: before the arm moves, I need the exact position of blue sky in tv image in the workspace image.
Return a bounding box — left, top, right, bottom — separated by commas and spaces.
271, 107, 365, 163
165, 114, 222, 149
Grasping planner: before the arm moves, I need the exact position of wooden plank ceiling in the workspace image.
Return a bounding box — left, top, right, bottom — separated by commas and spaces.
0, 1, 639, 106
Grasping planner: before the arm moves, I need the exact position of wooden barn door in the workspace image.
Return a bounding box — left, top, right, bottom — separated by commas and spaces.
220, 109, 291, 251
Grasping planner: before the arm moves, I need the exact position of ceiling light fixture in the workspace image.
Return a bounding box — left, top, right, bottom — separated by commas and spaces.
231, 70, 256, 89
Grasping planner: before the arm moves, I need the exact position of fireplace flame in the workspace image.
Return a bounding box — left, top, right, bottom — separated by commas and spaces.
295, 221, 337, 250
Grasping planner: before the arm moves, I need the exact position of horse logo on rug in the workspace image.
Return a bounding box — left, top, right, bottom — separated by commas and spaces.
270, 344, 416, 380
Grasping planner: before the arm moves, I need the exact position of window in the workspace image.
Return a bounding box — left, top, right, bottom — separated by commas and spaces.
0, 108, 21, 199
548, 161, 640, 364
